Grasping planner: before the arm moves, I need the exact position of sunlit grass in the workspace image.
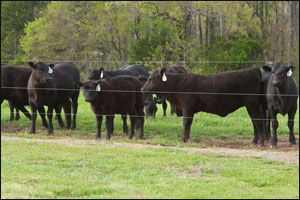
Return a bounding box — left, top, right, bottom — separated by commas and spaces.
1, 92, 299, 145
1, 140, 299, 199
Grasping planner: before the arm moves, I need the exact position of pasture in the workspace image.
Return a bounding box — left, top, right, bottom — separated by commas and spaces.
1, 93, 299, 198
1, 92, 299, 147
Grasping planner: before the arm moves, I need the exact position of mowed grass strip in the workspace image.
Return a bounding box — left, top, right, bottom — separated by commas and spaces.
1, 93, 299, 146
1, 139, 299, 199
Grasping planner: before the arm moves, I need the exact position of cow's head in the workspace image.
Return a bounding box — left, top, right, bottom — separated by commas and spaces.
144, 94, 157, 117
263, 63, 295, 88
86, 68, 106, 81
86, 69, 100, 80
76, 80, 104, 102
141, 68, 168, 93
28, 61, 54, 87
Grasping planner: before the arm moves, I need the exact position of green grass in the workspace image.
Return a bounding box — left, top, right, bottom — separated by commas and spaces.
1, 93, 299, 146
1, 140, 299, 199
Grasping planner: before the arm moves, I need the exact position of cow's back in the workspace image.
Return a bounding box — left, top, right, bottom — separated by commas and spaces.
171, 68, 262, 116
121, 64, 150, 77
95, 76, 143, 114
53, 62, 80, 104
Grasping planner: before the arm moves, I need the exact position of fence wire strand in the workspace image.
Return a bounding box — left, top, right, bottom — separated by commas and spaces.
1, 111, 298, 122
1, 60, 299, 63
1, 86, 299, 97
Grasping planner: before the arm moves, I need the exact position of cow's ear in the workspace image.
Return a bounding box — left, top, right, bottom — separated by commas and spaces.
95, 81, 102, 92
262, 65, 272, 72
99, 68, 104, 79
287, 66, 295, 77
48, 64, 55, 69
75, 81, 83, 88
28, 62, 37, 69
288, 66, 295, 72
160, 68, 167, 82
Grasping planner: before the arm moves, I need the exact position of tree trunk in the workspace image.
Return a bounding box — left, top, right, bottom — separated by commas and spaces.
198, 13, 203, 51
205, 9, 209, 47
281, 1, 285, 60
287, 1, 293, 62
220, 9, 225, 37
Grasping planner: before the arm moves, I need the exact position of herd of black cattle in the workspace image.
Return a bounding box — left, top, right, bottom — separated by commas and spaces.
1, 61, 298, 147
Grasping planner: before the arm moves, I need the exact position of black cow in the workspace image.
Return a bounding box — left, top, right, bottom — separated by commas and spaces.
137, 75, 157, 117
27, 61, 80, 134
77, 75, 145, 140
1, 65, 48, 126
141, 67, 266, 145
262, 63, 298, 146
86, 67, 138, 134
155, 64, 187, 116
121, 63, 150, 77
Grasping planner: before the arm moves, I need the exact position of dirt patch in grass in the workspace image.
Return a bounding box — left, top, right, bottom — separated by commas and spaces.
2, 124, 299, 165
2, 124, 298, 152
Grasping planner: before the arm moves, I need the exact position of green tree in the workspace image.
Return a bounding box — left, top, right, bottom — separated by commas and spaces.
1, 1, 48, 64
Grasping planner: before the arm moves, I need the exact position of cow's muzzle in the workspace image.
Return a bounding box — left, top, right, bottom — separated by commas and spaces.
272, 81, 280, 87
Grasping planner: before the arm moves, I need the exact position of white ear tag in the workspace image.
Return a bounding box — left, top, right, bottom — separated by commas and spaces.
48, 67, 53, 74
287, 69, 292, 77
96, 84, 101, 91
100, 71, 103, 79
162, 73, 167, 82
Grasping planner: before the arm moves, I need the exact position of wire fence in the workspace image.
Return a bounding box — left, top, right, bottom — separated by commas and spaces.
2, 60, 299, 87
1, 111, 298, 122
1, 86, 299, 97
1, 60, 299, 123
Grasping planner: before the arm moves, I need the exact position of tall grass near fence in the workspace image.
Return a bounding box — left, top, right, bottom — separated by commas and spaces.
1, 92, 299, 146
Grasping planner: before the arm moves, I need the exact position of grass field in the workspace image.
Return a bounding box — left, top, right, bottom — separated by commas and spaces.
1, 139, 299, 199
1, 93, 299, 145
1, 93, 299, 198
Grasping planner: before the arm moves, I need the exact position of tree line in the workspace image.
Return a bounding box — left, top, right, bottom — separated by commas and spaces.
1, 1, 299, 75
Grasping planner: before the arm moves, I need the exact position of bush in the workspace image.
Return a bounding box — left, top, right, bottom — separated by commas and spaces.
199, 34, 264, 73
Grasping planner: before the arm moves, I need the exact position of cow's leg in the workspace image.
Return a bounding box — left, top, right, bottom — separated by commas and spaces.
62, 100, 71, 129
71, 91, 79, 130
96, 114, 103, 139
107, 115, 115, 135
251, 120, 259, 144
246, 106, 266, 146
182, 109, 194, 143
288, 107, 297, 145
268, 106, 278, 146
136, 110, 145, 140
8, 101, 14, 121
105, 115, 115, 135
47, 106, 54, 135
15, 107, 20, 120
70, 100, 78, 130
105, 115, 114, 140
29, 103, 37, 134
129, 113, 136, 139
55, 105, 65, 128
121, 114, 128, 134
162, 100, 167, 116
37, 107, 48, 128
18, 106, 32, 120
265, 110, 271, 141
